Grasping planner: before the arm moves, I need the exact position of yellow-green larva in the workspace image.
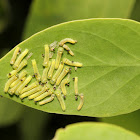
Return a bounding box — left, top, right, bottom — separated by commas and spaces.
59, 38, 77, 46
19, 86, 42, 99
43, 44, 49, 66
28, 84, 49, 100
56, 66, 70, 86
8, 77, 26, 95
63, 58, 83, 67
61, 75, 70, 98
50, 61, 64, 85
48, 59, 55, 79
63, 44, 74, 56
4, 75, 17, 92
13, 49, 29, 69
7, 70, 17, 78
34, 87, 54, 102
32, 59, 41, 81
15, 75, 32, 95
55, 47, 64, 69
41, 61, 51, 83
55, 88, 66, 111
20, 81, 39, 94
39, 94, 55, 105
77, 93, 84, 111
74, 77, 78, 100
10, 47, 20, 65
49, 41, 58, 51
10, 70, 27, 88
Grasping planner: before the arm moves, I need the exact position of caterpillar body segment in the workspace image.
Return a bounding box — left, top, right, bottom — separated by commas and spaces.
63, 44, 74, 56
48, 59, 55, 79
9, 77, 26, 95
10, 71, 27, 88
55, 47, 64, 69
41, 61, 51, 83
28, 85, 49, 100
49, 41, 58, 51
55, 88, 66, 111
16, 59, 27, 72
56, 66, 70, 86
10, 47, 20, 65
20, 86, 42, 99
74, 77, 78, 100
4, 76, 18, 92
20, 81, 39, 94
13, 49, 29, 69
39, 94, 55, 105
59, 38, 77, 46
61, 75, 70, 98
43, 44, 49, 66
50, 61, 64, 85
63, 58, 82, 67
32, 59, 41, 81
15, 75, 32, 95
7, 70, 17, 78
34, 87, 54, 102
77, 93, 84, 111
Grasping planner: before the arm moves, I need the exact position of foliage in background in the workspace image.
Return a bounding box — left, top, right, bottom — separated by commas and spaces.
54, 122, 140, 140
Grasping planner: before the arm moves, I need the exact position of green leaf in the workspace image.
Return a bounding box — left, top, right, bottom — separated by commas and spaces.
101, 110, 140, 136
0, 97, 23, 126
23, 0, 136, 39
53, 122, 140, 140
19, 107, 49, 140
0, 18, 140, 117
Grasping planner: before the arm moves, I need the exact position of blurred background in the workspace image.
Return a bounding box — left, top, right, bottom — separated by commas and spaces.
0, 0, 140, 139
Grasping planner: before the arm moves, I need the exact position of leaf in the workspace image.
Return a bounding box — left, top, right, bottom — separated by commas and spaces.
0, 18, 140, 117
101, 110, 140, 136
23, 0, 136, 39
19, 107, 49, 140
0, 97, 23, 126
53, 122, 140, 140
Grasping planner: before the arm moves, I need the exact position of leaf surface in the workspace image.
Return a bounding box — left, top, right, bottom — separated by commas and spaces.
53, 122, 140, 140
0, 19, 140, 117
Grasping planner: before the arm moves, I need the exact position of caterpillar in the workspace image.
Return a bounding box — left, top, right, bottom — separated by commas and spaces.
61, 74, 70, 99
43, 44, 49, 67
41, 61, 51, 83
4, 75, 18, 92
48, 59, 55, 79
56, 66, 70, 86
39, 94, 55, 105
49, 41, 58, 52
15, 75, 32, 95
28, 84, 50, 100
34, 87, 54, 102
9, 77, 26, 95
63, 44, 74, 56
13, 49, 29, 69
55, 47, 64, 69
10, 70, 27, 88
10, 47, 21, 65
77, 93, 84, 111
59, 38, 77, 46
50, 61, 64, 85
55, 88, 66, 111
32, 59, 41, 81
20, 81, 39, 94
74, 77, 78, 100
63, 58, 83, 67
20, 86, 42, 99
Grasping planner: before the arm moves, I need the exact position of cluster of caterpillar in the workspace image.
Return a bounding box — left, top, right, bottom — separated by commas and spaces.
4, 38, 84, 111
